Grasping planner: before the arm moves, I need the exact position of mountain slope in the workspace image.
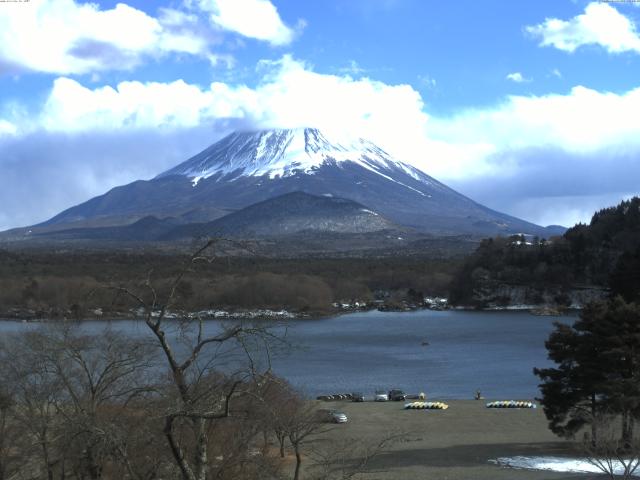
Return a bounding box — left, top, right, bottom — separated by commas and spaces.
30, 192, 402, 249
163, 191, 400, 239
20, 128, 558, 237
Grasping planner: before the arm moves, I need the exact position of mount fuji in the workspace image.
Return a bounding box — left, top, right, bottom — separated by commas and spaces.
10, 128, 562, 241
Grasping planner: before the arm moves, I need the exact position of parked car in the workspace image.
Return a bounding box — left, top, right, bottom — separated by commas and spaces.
374, 390, 389, 402
352, 392, 365, 402
330, 411, 348, 423
388, 389, 407, 401
318, 409, 348, 423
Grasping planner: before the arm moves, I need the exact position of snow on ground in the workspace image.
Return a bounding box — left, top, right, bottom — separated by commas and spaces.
490, 456, 640, 476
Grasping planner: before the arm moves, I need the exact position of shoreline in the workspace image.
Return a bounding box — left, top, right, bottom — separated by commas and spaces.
0, 302, 579, 322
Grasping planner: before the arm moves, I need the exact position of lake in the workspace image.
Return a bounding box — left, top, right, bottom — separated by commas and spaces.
0, 309, 572, 399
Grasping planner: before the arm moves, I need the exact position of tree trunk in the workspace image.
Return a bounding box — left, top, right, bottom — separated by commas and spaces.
194, 418, 209, 480
621, 410, 634, 450
164, 417, 196, 480
60, 453, 67, 480
623, 413, 634, 450
591, 393, 598, 447
85, 446, 102, 480
293, 444, 302, 480
40, 437, 54, 480
0, 408, 6, 480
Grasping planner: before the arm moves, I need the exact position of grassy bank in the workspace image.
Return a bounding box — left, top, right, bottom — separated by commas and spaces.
310, 399, 581, 480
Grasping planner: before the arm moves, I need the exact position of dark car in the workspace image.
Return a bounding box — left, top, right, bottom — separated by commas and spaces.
388, 389, 407, 401
351, 392, 365, 402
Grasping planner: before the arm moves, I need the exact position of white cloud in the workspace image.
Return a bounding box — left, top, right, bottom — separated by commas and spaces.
194, 0, 299, 46
526, 2, 640, 54
506, 72, 530, 83
7, 54, 640, 176
428, 85, 640, 157
26, 56, 429, 150
0, 55, 423, 167
0, 0, 218, 75
155, 7, 215, 57
0, 0, 296, 75
0, 119, 17, 136
40, 77, 218, 131
429, 86, 640, 225
10, 55, 640, 182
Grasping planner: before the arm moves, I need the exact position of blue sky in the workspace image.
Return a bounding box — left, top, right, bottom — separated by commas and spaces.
1, 0, 640, 230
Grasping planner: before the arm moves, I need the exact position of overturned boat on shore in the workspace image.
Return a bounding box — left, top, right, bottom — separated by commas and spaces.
486, 400, 536, 409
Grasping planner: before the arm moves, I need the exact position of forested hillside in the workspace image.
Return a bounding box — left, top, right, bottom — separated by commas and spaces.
0, 249, 458, 318
450, 197, 640, 307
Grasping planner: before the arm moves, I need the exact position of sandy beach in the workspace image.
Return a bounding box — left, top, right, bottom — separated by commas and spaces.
312, 399, 590, 480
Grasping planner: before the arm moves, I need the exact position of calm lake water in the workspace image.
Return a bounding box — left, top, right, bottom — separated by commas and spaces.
0, 309, 572, 399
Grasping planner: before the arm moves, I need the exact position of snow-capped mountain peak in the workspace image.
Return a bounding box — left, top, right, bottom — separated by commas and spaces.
157, 128, 425, 186
33, 128, 554, 238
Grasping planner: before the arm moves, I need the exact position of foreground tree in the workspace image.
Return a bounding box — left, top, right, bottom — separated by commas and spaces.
610, 245, 640, 303
0, 323, 291, 480
2, 240, 389, 480
307, 434, 400, 480
0, 324, 162, 479
286, 402, 326, 480
0, 387, 22, 480
112, 240, 287, 480
256, 374, 298, 458
597, 298, 640, 446
534, 304, 608, 442
535, 297, 640, 446
582, 412, 640, 480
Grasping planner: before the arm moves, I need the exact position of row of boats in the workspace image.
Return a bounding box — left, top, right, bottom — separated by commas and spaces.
404, 401, 449, 410
404, 400, 537, 410
486, 401, 536, 409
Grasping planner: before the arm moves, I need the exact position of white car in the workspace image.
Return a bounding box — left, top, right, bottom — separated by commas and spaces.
318, 409, 348, 423
331, 411, 348, 423
374, 390, 389, 402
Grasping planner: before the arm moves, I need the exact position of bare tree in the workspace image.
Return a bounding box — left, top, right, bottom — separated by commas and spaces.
285, 402, 327, 480
256, 374, 299, 459
0, 239, 288, 480
0, 330, 65, 480
307, 433, 401, 480
0, 324, 160, 480
582, 413, 640, 480
111, 239, 287, 480
0, 386, 22, 480
0, 389, 10, 480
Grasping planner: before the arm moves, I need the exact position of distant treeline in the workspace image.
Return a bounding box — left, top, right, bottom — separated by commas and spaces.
5, 198, 637, 317
449, 197, 640, 307
0, 249, 460, 317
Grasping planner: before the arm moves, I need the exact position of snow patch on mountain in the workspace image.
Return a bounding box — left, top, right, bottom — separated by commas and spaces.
361, 209, 379, 216
157, 128, 430, 194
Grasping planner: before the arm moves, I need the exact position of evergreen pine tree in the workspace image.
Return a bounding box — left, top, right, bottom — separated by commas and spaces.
535, 298, 640, 446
